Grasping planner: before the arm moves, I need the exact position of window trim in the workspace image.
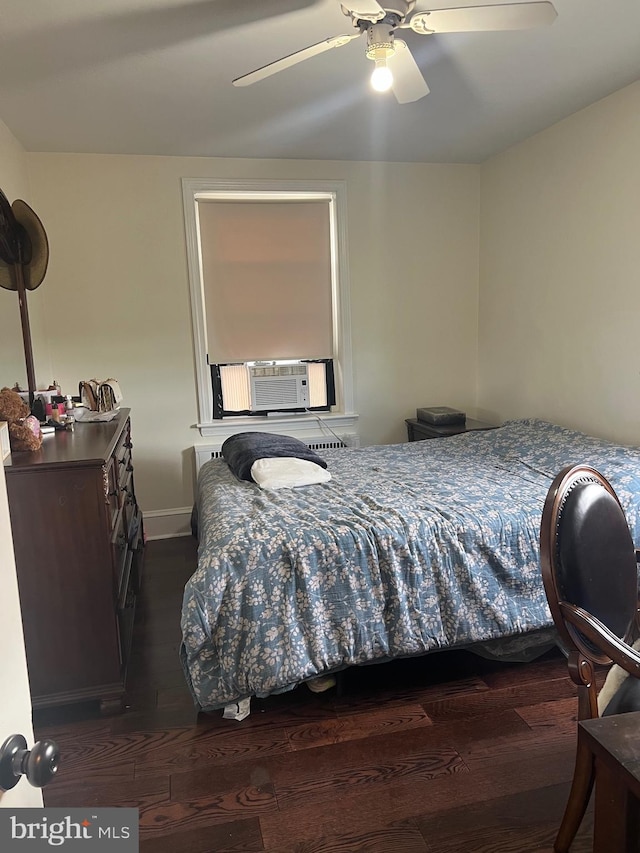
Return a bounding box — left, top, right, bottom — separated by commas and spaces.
182, 178, 355, 435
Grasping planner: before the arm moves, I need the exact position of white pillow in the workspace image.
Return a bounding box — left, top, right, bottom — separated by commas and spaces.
250, 457, 332, 490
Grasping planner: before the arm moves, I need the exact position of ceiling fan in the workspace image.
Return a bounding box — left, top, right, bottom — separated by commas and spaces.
233, 1, 557, 103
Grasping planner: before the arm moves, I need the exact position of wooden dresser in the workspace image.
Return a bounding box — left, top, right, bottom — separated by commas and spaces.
4, 408, 144, 713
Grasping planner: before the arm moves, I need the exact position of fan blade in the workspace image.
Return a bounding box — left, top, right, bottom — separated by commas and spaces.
233, 32, 362, 86
388, 41, 430, 103
410, 2, 557, 35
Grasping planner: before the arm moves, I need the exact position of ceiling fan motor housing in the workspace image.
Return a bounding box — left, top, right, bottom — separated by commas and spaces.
379, 1, 415, 20
366, 24, 395, 60
342, 0, 415, 27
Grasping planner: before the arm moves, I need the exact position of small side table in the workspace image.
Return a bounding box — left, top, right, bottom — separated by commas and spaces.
579, 713, 640, 853
405, 417, 497, 442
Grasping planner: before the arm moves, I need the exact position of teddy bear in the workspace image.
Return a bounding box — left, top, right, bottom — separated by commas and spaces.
0, 386, 43, 452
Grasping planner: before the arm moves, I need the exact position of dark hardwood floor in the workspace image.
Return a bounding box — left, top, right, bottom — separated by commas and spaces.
34, 536, 595, 852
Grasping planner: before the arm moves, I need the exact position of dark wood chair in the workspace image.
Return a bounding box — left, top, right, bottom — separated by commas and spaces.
539, 464, 640, 852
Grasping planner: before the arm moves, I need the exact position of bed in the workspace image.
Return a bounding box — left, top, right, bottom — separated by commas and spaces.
180, 419, 640, 714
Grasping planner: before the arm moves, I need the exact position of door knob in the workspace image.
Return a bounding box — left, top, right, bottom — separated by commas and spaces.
0, 734, 60, 790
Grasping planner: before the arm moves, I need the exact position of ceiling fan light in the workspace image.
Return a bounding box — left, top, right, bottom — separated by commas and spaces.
370, 48, 393, 92
371, 63, 393, 91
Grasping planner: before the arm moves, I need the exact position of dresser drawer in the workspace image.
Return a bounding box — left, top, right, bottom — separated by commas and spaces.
112, 509, 128, 593
106, 458, 120, 528
117, 442, 132, 477
116, 521, 143, 668
114, 422, 133, 466
120, 470, 137, 535
117, 582, 136, 669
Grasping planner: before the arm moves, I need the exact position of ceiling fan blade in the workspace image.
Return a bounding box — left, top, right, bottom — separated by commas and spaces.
233, 32, 362, 86
388, 41, 430, 104
410, 2, 557, 35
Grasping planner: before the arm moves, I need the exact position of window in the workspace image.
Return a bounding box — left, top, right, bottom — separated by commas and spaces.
182, 179, 355, 436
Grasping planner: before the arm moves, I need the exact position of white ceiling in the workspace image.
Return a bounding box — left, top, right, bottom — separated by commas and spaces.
0, 0, 639, 164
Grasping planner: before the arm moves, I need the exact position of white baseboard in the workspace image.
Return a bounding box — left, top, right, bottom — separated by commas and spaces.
142, 507, 193, 540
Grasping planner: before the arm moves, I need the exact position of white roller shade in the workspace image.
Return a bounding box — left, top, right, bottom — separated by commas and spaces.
197, 200, 333, 363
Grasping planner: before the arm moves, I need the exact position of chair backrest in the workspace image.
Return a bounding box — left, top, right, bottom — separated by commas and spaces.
540, 464, 638, 668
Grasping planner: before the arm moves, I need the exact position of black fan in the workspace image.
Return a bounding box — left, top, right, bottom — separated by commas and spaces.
0, 189, 49, 406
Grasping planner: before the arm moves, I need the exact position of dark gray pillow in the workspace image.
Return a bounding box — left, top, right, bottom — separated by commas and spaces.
222, 432, 327, 482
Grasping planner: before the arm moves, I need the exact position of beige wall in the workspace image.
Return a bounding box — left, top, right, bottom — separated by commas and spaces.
24, 154, 480, 513
478, 81, 640, 445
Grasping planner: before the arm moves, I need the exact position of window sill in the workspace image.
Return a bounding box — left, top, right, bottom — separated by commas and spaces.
196, 411, 360, 446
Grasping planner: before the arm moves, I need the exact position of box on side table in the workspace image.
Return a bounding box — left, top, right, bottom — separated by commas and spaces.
416, 406, 466, 425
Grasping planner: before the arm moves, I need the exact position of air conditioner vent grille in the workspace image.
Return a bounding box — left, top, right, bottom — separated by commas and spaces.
249, 362, 310, 412
253, 377, 301, 405
194, 431, 359, 475
309, 440, 345, 450
250, 365, 307, 377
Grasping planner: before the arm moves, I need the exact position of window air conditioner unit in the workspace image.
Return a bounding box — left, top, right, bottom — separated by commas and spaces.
249, 362, 310, 413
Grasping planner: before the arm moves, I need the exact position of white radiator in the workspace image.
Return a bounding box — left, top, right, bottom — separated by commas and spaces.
194, 431, 359, 476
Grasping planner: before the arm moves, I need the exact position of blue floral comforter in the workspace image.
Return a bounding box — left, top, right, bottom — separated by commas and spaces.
180, 419, 640, 711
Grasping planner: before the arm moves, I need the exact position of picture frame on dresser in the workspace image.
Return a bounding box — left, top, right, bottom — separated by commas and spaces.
3, 408, 144, 715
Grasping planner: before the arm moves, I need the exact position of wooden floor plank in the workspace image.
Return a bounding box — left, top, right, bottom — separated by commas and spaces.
138, 787, 278, 838
110, 703, 200, 734
45, 777, 169, 810
265, 823, 430, 853
265, 716, 520, 788
414, 781, 594, 852
284, 703, 432, 751
332, 674, 490, 716
139, 818, 264, 853
134, 726, 293, 777
477, 647, 567, 688
422, 676, 576, 721
43, 761, 136, 803
258, 740, 577, 849
273, 746, 466, 811
515, 695, 578, 732
170, 761, 274, 802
